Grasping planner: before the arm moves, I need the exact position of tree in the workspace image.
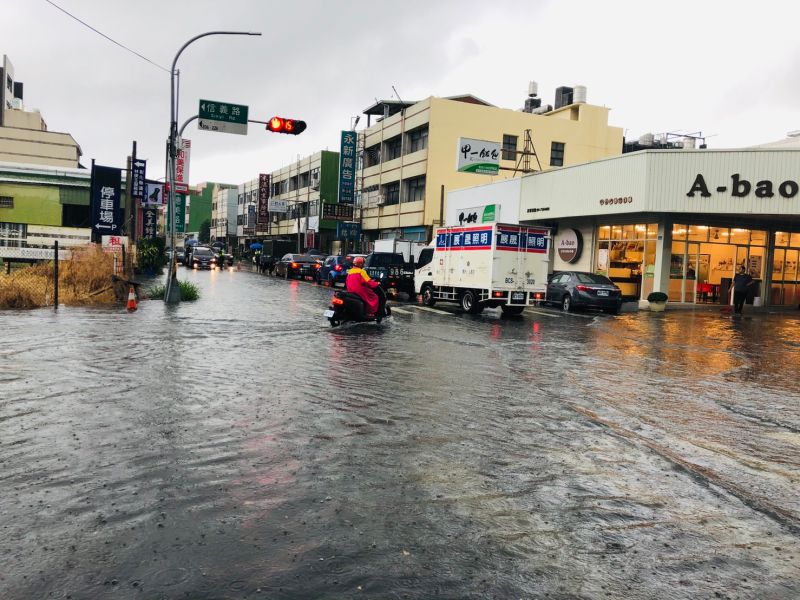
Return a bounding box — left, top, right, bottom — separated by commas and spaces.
199, 219, 211, 243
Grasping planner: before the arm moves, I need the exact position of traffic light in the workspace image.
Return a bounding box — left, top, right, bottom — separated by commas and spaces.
266, 116, 307, 135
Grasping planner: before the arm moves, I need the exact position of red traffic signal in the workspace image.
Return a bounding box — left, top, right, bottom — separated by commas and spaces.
266, 116, 307, 135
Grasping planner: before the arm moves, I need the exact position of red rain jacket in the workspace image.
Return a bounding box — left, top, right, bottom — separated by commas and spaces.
345, 267, 380, 316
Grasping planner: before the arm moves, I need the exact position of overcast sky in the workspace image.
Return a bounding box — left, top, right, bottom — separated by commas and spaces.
3, 0, 799, 184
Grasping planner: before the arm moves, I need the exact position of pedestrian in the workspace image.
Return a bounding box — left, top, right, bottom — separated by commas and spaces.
732, 265, 754, 315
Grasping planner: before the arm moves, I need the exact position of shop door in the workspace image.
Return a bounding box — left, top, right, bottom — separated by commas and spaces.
682, 242, 700, 303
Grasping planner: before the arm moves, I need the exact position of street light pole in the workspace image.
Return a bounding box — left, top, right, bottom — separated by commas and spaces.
164, 30, 261, 304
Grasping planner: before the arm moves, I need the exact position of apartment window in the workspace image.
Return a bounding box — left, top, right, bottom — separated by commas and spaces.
289, 176, 298, 192
383, 181, 400, 205
406, 126, 428, 153
502, 135, 518, 161
550, 141, 565, 167
384, 135, 402, 161
299, 171, 310, 188
310, 168, 320, 188
405, 176, 426, 203
238, 193, 245, 206
0, 196, 13, 208
364, 144, 381, 167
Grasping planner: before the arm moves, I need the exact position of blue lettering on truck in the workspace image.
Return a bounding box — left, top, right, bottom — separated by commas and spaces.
436, 228, 492, 250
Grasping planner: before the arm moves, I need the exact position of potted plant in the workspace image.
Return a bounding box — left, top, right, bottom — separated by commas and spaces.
647, 291, 668, 312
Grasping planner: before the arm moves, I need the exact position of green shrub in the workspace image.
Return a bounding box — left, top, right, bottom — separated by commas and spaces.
647, 291, 668, 303
146, 281, 199, 301
137, 238, 167, 274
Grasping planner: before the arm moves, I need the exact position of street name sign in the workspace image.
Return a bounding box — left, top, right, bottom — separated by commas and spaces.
198, 99, 249, 135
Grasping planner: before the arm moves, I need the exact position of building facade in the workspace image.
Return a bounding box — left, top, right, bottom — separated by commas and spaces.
0, 55, 82, 168
357, 93, 623, 244
449, 149, 800, 307
211, 186, 237, 246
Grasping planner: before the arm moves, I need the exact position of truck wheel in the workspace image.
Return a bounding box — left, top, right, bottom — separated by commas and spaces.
421, 284, 436, 307
460, 290, 482, 314
501, 305, 525, 316
562, 294, 572, 312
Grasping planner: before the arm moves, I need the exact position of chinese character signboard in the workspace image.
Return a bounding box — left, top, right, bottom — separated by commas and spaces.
131, 159, 147, 199
198, 99, 249, 135
336, 221, 361, 239
258, 174, 270, 226
176, 138, 191, 183
167, 195, 186, 234
244, 204, 256, 235
268, 198, 288, 213
456, 138, 500, 175
338, 130, 356, 204
144, 181, 164, 206
142, 207, 158, 239
457, 204, 499, 226
91, 164, 122, 236
323, 203, 354, 220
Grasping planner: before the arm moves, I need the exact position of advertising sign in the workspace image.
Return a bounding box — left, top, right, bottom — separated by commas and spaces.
131, 159, 147, 199
258, 174, 270, 226
167, 195, 186, 234
176, 138, 191, 183
556, 228, 583, 263
456, 138, 500, 175
338, 130, 356, 204
268, 198, 288, 213
91, 164, 122, 236
336, 221, 361, 239
142, 207, 158, 239
101, 235, 129, 253
456, 204, 499, 226
305, 229, 316, 249
144, 181, 164, 206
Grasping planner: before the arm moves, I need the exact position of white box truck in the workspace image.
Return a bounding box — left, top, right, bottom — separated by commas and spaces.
413, 223, 550, 315
373, 239, 427, 264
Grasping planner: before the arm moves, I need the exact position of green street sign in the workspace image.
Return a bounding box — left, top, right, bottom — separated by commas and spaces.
198, 99, 248, 135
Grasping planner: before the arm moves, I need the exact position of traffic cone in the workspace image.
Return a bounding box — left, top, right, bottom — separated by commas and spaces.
126, 285, 138, 312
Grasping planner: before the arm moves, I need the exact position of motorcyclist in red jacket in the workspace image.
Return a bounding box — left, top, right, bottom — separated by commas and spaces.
345, 256, 380, 317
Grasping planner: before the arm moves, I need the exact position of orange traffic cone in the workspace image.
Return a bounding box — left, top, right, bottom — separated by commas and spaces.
126, 285, 138, 312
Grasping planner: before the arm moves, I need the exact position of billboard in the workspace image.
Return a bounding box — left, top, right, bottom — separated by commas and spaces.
258, 174, 270, 226
456, 138, 500, 175
338, 130, 356, 204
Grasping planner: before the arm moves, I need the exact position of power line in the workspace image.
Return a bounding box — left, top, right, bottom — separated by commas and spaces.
44, 0, 170, 73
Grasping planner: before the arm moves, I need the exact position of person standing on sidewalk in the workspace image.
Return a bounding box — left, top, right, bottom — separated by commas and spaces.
732, 265, 754, 315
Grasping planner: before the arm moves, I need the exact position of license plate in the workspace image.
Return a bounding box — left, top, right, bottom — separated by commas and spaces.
511, 292, 525, 302
323, 310, 335, 318
597, 290, 609, 296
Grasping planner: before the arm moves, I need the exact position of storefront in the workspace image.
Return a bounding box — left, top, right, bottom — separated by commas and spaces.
449, 149, 800, 306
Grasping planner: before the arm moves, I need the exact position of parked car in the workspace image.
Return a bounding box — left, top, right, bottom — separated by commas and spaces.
274, 253, 321, 280
165, 248, 185, 265
188, 246, 217, 270
317, 254, 366, 286
545, 271, 622, 314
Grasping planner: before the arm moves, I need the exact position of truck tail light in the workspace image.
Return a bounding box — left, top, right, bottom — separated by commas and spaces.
533, 292, 544, 299
493, 291, 503, 298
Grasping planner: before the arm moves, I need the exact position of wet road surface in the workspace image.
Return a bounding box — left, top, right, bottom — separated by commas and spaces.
1, 268, 799, 599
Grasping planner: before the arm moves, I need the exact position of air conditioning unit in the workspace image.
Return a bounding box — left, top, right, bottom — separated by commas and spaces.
311, 183, 320, 191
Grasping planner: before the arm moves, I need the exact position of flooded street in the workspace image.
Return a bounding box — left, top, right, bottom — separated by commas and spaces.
2, 268, 799, 599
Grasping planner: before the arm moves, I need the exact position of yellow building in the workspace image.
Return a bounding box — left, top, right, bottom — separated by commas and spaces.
358, 92, 623, 242
0, 55, 82, 168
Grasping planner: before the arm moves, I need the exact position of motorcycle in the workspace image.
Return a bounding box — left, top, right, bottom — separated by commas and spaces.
324, 284, 390, 327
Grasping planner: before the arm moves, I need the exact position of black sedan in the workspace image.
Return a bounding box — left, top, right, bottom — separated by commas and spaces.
188, 246, 217, 270
274, 254, 321, 280
546, 271, 622, 314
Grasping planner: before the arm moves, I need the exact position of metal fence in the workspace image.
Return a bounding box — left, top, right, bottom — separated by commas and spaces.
0, 242, 127, 310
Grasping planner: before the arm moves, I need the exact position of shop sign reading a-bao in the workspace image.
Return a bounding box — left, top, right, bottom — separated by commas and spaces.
556, 228, 583, 263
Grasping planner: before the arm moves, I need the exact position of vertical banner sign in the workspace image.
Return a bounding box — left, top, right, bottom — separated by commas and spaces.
176, 138, 191, 184
338, 130, 356, 205
168, 195, 186, 234
91, 164, 122, 236
142, 207, 158, 239
131, 159, 147, 199
258, 174, 270, 227
246, 204, 256, 234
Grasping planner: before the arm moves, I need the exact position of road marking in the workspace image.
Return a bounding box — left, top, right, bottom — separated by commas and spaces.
389, 307, 413, 315
414, 306, 453, 316
525, 308, 563, 318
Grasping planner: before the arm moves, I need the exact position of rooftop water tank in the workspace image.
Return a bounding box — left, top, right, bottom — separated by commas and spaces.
528, 81, 538, 97
682, 137, 696, 149
639, 133, 655, 146
573, 85, 587, 103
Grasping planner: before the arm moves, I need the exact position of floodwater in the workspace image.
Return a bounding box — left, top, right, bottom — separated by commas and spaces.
1, 268, 799, 599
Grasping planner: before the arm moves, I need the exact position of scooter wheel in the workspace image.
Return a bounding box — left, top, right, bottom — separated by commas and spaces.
329, 318, 340, 327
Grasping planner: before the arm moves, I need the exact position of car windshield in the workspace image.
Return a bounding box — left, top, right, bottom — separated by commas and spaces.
193, 248, 213, 257
575, 273, 613, 284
